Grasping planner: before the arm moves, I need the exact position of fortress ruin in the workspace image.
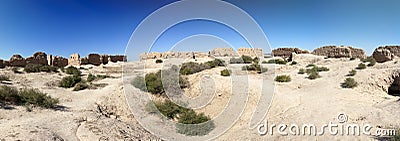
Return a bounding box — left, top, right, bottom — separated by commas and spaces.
0, 52, 127, 68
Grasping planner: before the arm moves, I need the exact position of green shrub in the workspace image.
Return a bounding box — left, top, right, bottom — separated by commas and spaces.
0, 86, 59, 109
298, 68, 305, 74
155, 59, 163, 63
275, 75, 291, 82
267, 59, 287, 64
24, 64, 58, 73
290, 61, 298, 65
242, 63, 267, 73
18, 88, 59, 108
356, 63, 366, 70
180, 60, 224, 75
0, 75, 10, 82
73, 82, 88, 91
65, 66, 81, 76
341, 78, 358, 88
137, 69, 189, 95
241, 55, 253, 64
253, 57, 260, 64
306, 64, 316, 68
350, 57, 356, 61
348, 70, 357, 76
306, 66, 329, 74
59, 75, 82, 88
229, 57, 244, 64
96, 74, 110, 79
87, 73, 96, 82
307, 71, 321, 80
261, 60, 267, 64
176, 109, 215, 136
131, 76, 147, 92
220, 69, 231, 76
60, 67, 65, 72
368, 58, 376, 66
154, 100, 189, 119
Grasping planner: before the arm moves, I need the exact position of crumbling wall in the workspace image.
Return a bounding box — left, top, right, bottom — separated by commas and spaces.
238, 48, 264, 58
68, 54, 81, 66
272, 48, 309, 59
88, 54, 101, 66
25, 52, 48, 65
9, 54, 27, 67
312, 46, 366, 59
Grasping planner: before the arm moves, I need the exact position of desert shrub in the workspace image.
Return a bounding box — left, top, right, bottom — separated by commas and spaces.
356, 63, 366, 70
307, 71, 321, 80
306, 64, 316, 68
290, 61, 298, 65
241, 55, 253, 64
367, 58, 376, 66
0, 85, 20, 105
242, 63, 267, 73
132, 76, 147, 91
341, 78, 358, 88
229, 57, 244, 64
180, 60, 224, 75
65, 66, 81, 76
154, 100, 189, 119
73, 82, 88, 91
275, 75, 291, 82
350, 57, 356, 61
60, 67, 65, 72
220, 69, 231, 76
0, 86, 59, 108
96, 74, 110, 79
261, 60, 267, 64
18, 88, 59, 108
0, 75, 10, 82
298, 68, 305, 74
306, 66, 329, 74
87, 73, 96, 82
267, 59, 287, 64
205, 59, 225, 68
59, 75, 81, 88
176, 109, 215, 136
139, 69, 188, 95
24, 64, 58, 73
155, 59, 163, 63
253, 57, 260, 64
348, 70, 357, 76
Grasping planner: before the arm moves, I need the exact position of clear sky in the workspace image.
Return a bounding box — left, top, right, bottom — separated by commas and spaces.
0, 0, 399, 60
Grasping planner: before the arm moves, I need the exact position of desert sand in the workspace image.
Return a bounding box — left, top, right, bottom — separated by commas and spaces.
1, 54, 399, 140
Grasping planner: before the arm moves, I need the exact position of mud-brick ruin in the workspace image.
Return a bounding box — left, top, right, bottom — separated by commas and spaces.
0, 52, 127, 68
140, 47, 265, 60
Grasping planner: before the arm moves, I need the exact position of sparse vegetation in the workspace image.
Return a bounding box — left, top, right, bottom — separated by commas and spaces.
87, 73, 96, 82
0, 75, 10, 82
132, 67, 189, 95
298, 68, 305, 74
350, 57, 356, 61
24, 64, 58, 73
242, 63, 268, 73
306, 64, 316, 68
307, 71, 321, 80
73, 82, 88, 91
65, 66, 81, 76
150, 100, 215, 136
367, 58, 376, 66
220, 69, 231, 76
241, 55, 253, 64
341, 78, 358, 88
266, 59, 287, 65
155, 59, 163, 63
0, 86, 59, 109
348, 69, 357, 76
180, 59, 224, 75
275, 75, 291, 82
290, 61, 298, 65
356, 63, 366, 70
59, 75, 82, 88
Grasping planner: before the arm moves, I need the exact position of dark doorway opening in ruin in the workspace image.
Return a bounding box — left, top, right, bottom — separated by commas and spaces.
388, 76, 400, 96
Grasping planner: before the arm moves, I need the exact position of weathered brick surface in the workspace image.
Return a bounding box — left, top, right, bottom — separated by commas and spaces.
272, 48, 309, 59
312, 46, 366, 59
88, 54, 101, 66
372, 46, 400, 63
9, 54, 27, 67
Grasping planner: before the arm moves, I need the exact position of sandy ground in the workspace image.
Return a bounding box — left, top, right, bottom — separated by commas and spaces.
1, 54, 400, 140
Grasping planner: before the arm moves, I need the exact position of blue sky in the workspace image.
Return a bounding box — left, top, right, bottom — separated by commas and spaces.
0, 0, 399, 60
